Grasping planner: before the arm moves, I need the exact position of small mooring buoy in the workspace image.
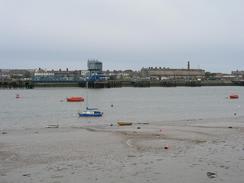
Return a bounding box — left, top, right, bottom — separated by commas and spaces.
164, 144, 169, 150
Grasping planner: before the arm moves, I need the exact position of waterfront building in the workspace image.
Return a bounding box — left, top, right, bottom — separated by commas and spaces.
0, 69, 33, 80
0, 69, 10, 80
140, 62, 205, 80
86, 60, 108, 81
88, 60, 102, 73
104, 70, 132, 80
32, 68, 82, 82
232, 70, 244, 79
141, 66, 205, 80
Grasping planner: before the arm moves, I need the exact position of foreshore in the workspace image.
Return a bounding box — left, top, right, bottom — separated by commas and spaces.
1, 116, 244, 183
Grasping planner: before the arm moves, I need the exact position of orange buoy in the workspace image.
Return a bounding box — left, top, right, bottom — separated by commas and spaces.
66, 96, 84, 102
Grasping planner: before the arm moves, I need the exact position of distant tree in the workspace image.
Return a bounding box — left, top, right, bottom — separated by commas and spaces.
205, 72, 211, 78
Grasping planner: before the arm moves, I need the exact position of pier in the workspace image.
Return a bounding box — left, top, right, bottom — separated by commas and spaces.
79, 80, 122, 88
0, 79, 239, 89
77, 79, 238, 88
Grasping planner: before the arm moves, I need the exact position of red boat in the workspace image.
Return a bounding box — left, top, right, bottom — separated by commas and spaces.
229, 94, 239, 99
66, 96, 84, 102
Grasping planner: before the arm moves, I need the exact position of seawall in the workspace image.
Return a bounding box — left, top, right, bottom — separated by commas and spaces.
1, 80, 241, 89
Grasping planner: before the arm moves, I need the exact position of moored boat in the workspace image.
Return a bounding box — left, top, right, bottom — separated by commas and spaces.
78, 108, 103, 117
229, 94, 239, 99
117, 121, 133, 126
78, 82, 103, 117
67, 96, 84, 102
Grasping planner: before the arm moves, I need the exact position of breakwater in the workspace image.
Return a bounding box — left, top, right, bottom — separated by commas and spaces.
1, 79, 240, 89
0, 80, 33, 89
33, 81, 79, 87
78, 80, 236, 88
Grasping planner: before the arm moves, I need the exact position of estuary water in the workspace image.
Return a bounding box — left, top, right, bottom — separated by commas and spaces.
0, 87, 243, 129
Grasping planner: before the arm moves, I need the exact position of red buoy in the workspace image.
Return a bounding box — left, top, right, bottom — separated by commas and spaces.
66, 96, 84, 102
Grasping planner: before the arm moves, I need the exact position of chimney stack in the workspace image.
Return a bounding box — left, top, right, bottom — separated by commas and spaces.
187, 61, 190, 70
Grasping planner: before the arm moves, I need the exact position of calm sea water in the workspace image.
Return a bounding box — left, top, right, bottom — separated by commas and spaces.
0, 87, 243, 129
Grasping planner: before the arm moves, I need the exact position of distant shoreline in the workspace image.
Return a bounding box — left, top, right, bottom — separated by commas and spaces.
1, 79, 243, 89
14, 80, 242, 88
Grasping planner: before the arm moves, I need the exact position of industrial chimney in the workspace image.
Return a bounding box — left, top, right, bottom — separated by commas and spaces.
187, 61, 190, 70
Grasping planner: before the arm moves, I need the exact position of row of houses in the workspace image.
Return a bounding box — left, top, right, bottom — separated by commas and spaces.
1, 66, 244, 82
141, 67, 205, 80
33, 68, 85, 82
0, 69, 33, 80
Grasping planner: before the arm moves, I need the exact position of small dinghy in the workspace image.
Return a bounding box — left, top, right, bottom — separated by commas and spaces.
229, 94, 239, 99
117, 121, 133, 126
67, 96, 84, 102
46, 124, 59, 128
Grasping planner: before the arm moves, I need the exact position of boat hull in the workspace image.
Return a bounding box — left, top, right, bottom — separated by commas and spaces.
78, 112, 103, 117
229, 95, 239, 99
67, 97, 84, 102
117, 121, 133, 126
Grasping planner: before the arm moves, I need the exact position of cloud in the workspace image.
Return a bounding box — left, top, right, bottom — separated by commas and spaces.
0, 0, 244, 72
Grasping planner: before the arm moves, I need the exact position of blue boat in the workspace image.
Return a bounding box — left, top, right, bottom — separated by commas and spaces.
78, 107, 103, 117
78, 82, 103, 117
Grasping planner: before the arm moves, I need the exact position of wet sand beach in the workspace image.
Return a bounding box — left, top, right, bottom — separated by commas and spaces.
1, 116, 244, 183
1, 87, 244, 182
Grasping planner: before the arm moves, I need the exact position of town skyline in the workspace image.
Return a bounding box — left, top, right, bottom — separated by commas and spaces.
0, 61, 242, 74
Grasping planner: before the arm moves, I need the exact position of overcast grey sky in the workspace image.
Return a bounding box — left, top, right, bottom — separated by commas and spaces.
0, 0, 244, 72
